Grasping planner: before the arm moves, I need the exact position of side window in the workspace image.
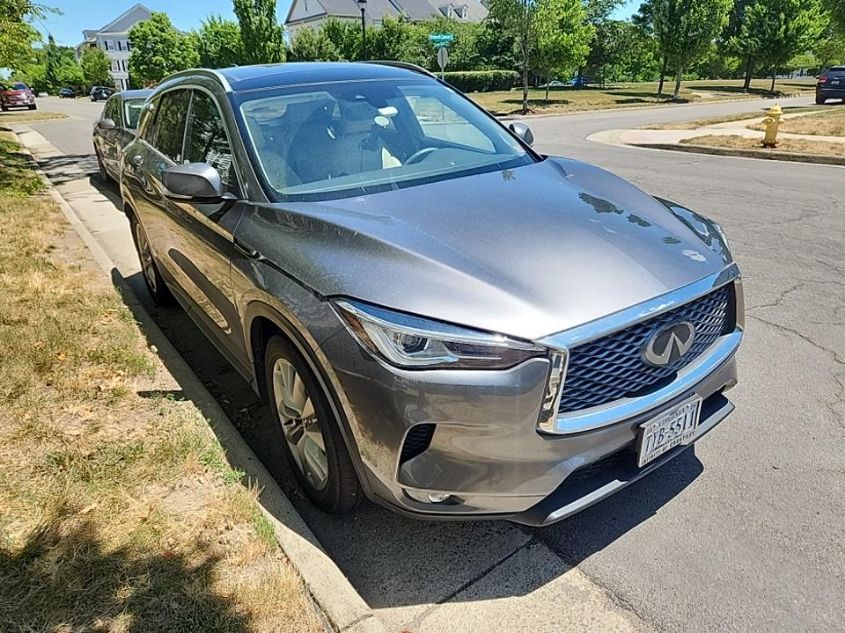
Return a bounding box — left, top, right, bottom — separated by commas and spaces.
138, 98, 159, 142
105, 98, 120, 124
147, 90, 191, 162
184, 91, 237, 190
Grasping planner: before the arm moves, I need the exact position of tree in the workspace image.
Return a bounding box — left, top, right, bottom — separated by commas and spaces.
44, 34, 61, 90
0, 0, 57, 72
824, 0, 845, 33
233, 0, 285, 64
814, 21, 845, 68
195, 15, 244, 68
489, 0, 590, 114
653, 0, 732, 99
288, 26, 341, 61
128, 12, 199, 86
534, 0, 592, 98
80, 46, 111, 87
751, 0, 825, 92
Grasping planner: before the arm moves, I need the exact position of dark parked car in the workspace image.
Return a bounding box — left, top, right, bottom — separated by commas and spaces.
121, 63, 743, 525
93, 89, 152, 182
58, 87, 76, 98
0, 82, 36, 111
816, 66, 845, 104
90, 86, 113, 102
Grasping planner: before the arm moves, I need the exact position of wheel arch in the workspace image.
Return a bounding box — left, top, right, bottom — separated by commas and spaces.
243, 300, 374, 498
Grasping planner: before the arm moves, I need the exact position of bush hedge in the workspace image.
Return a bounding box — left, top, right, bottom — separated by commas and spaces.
442, 70, 519, 93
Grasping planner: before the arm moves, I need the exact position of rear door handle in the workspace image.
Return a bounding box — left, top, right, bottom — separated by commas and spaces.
132, 155, 144, 166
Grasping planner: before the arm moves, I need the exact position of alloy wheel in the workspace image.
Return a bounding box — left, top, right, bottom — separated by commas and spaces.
134, 222, 157, 295
273, 358, 329, 491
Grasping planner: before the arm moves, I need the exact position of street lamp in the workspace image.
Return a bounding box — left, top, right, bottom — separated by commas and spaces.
358, 0, 367, 60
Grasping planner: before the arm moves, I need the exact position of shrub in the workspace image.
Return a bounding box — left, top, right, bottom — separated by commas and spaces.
442, 70, 519, 93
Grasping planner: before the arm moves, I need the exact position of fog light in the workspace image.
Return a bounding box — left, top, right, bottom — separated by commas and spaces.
405, 489, 453, 504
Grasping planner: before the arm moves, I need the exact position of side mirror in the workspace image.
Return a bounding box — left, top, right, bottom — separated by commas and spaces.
508, 122, 534, 147
162, 163, 227, 202
98, 118, 116, 130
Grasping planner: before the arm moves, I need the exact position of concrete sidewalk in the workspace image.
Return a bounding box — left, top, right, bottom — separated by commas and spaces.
13, 124, 657, 633
591, 109, 845, 149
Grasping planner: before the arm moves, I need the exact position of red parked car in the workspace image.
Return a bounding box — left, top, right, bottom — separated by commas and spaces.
0, 82, 37, 111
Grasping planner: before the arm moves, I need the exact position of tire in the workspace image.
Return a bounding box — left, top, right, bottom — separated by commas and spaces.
263, 335, 362, 514
129, 215, 175, 306
1, 106, 7, 112
96, 152, 111, 183
28, 104, 36, 110
816, 96, 826, 105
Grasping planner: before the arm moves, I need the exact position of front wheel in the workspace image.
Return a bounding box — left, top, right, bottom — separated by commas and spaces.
28, 104, 36, 110
264, 335, 362, 513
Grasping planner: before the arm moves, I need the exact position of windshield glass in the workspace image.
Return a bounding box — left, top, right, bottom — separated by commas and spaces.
12, 83, 28, 91
238, 79, 535, 201
124, 98, 146, 129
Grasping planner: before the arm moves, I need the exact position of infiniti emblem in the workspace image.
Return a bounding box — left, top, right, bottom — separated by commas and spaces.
643, 321, 696, 367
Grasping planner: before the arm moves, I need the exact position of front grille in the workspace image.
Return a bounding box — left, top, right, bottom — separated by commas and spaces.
559, 284, 734, 413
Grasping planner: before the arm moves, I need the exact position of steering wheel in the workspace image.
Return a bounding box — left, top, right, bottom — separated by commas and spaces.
405, 146, 440, 165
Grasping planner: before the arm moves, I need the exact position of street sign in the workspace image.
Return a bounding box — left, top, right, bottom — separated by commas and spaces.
428, 33, 454, 47
437, 47, 449, 74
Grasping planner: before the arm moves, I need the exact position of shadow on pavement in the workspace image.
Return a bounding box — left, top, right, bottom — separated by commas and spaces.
117, 270, 703, 610
29, 151, 98, 185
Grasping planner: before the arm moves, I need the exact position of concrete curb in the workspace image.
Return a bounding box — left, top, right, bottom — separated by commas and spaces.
11, 131, 387, 633
627, 141, 845, 167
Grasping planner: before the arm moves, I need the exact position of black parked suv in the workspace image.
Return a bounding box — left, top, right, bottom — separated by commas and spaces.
816, 66, 845, 104
90, 86, 113, 102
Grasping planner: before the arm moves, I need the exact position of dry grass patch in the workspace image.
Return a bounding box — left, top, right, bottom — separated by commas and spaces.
0, 110, 68, 123
748, 106, 845, 137
0, 135, 322, 632
643, 106, 828, 131
681, 134, 845, 157
467, 78, 816, 116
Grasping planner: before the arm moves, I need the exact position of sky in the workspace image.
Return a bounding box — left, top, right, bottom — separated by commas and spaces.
36, 0, 638, 48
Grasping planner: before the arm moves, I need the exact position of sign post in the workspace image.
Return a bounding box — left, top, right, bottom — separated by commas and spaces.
428, 33, 454, 80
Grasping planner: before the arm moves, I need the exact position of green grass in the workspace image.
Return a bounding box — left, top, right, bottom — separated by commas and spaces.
467, 78, 817, 116
0, 133, 322, 633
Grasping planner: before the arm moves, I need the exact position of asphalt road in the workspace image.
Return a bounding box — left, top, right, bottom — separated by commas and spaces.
17, 94, 845, 633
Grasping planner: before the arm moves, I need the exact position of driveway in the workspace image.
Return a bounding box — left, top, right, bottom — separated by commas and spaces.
14, 95, 844, 633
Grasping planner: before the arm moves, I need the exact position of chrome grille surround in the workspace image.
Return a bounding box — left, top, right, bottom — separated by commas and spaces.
558, 285, 732, 413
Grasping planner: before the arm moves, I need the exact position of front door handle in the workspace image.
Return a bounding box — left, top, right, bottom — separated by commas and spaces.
132, 155, 144, 166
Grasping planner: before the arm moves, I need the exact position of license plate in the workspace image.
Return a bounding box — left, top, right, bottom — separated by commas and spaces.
637, 397, 702, 467
832, 80, 841, 86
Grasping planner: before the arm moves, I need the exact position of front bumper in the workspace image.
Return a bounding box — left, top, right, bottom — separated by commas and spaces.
319, 273, 743, 524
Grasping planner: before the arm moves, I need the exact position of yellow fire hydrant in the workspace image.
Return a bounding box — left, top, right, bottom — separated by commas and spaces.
762, 104, 783, 148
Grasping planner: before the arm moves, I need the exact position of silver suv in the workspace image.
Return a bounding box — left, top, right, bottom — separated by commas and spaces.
120, 63, 743, 525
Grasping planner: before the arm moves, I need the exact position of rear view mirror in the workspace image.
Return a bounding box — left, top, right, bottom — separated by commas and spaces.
162, 163, 227, 202
508, 122, 534, 147
98, 118, 116, 130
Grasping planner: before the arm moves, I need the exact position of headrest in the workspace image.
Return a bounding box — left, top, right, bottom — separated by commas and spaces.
334, 100, 377, 135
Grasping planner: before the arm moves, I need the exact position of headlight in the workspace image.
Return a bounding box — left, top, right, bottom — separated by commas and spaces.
333, 300, 546, 370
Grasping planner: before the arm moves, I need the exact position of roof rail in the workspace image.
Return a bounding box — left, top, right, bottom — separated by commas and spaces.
364, 61, 437, 79
157, 68, 233, 93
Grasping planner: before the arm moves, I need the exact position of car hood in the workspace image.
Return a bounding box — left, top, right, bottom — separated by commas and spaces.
238, 157, 732, 340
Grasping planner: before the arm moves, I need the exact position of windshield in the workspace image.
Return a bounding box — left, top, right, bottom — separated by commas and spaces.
238, 78, 535, 201
124, 98, 146, 129
12, 83, 28, 91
